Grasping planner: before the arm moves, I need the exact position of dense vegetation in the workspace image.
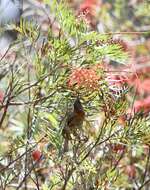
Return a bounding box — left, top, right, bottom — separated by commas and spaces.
0, 0, 150, 189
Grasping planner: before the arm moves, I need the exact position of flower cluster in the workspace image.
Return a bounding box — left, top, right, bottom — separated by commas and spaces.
79, 0, 98, 15
127, 65, 150, 95
133, 96, 150, 114
67, 68, 100, 90
106, 70, 129, 99
78, 0, 99, 27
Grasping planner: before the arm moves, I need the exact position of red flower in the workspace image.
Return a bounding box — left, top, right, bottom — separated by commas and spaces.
125, 165, 136, 179
32, 150, 42, 162
111, 143, 126, 153
67, 68, 100, 90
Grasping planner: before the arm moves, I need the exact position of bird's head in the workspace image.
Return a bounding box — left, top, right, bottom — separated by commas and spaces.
73, 97, 84, 115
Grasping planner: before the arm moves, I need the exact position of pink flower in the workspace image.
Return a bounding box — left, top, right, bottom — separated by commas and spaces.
78, 0, 99, 26
137, 79, 150, 94
79, 0, 98, 14
0, 90, 4, 103
133, 96, 150, 114
125, 165, 136, 179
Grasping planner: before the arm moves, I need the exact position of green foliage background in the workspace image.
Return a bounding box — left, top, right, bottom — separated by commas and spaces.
0, 0, 150, 189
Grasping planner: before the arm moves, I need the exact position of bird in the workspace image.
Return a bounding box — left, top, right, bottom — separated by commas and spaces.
62, 97, 85, 152
0, 0, 23, 56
